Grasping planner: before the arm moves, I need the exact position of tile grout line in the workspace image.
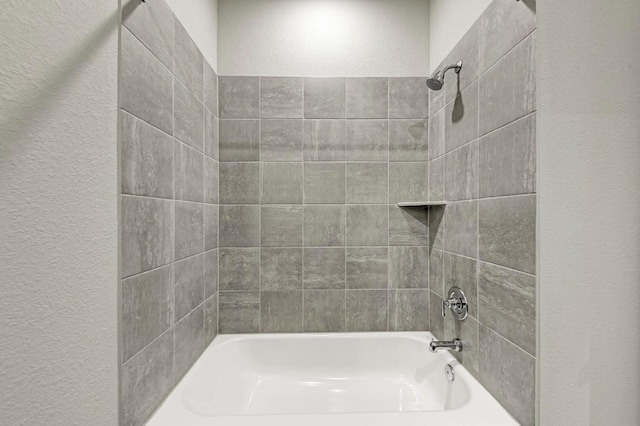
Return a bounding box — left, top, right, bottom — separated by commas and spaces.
171, 19, 176, 387
386, 78, 391, 332
258, 76, 262, 334
301, 77, 306, 332
343, 78, 347, 332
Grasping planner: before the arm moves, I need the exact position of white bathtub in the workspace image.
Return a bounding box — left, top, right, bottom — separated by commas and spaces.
147, 332, 518, 425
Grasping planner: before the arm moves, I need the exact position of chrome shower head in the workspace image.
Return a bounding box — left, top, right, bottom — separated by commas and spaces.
426, 60, 463, 91
426, 74, 444, 91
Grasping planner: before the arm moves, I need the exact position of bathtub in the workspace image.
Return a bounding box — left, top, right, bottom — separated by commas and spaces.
147, 332, 518, 425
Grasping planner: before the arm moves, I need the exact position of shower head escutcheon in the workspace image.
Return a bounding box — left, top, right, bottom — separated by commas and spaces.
426, 60, 463, 91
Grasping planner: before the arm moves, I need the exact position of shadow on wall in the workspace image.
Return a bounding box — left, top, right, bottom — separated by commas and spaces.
521, 0, 536, 13
0, 7, 121, 150
452, 76, 464, 123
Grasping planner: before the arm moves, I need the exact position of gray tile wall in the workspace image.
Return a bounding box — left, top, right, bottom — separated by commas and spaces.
428, 1, 536, 425
119, 1, 218, 425
218, 75, 432, 335
118, 2, 535, 426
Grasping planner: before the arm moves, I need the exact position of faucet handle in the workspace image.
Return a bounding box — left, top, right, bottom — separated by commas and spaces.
441, 287, 468, 321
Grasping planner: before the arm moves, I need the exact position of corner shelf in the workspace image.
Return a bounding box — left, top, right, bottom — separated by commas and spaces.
397, 201, 447, 207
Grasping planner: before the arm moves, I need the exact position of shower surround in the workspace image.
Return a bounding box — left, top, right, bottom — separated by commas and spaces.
428, 1, 537, 425
117, 0, 536, 425
217, 75, 432, 334
118, 1, 219, 425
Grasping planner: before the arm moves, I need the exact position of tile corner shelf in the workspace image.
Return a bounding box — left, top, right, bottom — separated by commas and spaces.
397, 201, 447, 207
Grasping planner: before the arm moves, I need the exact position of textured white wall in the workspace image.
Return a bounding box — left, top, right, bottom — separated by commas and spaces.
0, 0, 119, 425
428, 0, 492, 73
165, 0, 218, 70
538, 0, 640, 424
218, 0, 430, 77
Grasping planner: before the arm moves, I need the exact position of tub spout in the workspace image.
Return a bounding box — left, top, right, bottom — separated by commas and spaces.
429, 338, 462, 353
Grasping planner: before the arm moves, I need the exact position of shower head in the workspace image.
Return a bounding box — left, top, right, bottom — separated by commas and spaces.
426, 74, 444, 91
426, 60, 463, 91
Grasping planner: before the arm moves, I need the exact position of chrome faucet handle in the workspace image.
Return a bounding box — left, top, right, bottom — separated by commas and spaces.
441, 287, 468, 321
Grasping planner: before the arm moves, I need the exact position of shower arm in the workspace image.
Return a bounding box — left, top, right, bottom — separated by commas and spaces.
440, 61, 463, 78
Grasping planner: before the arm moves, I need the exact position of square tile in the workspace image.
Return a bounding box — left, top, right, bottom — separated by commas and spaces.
389, 78, 429, 119
444, 141, 478, 202
346, 120, 388, 161
346, 163, 388, 204
389, 162, 428, 203
479, 34, 536, 136
389, 205, 428, 246
478, 262, 536, 355
479, 195, 536, 274
443, 201, 477, 258
304, 163, 346, 204
303, 120, 345, 161
260, 248, 303, 290
174, 253, 205, 321
121, 265, 172, 362
219, 248, 259, 291
174, 79, 204, 151
219, 162, 259, 204
304, 77, 346, 118
346, 205, 388, 246
260, 206, 303, 247
260, 77, 303, 118
174, 21, 203, 99
174, 141, 204, 202
261, 291, 303, 333
219, 76, 259, 118
389, 246, 428, 288
479, 114, 536, 198
303, 205, 345, 247
303, 290, 345, 332
346, 248, 388, 289
260, 119, 303, 161
219, 205, 259, 247
346, 290, 388, 331
219, 291, 260, 333
346, 77, 388, 118
261, 162, 303, 204
303, 248, 346, 289
219, 119, 260, 161
389, 290, 429, 331
175, 201, 204, 260
120, 111, 174, 199
389, 119, 428, 161
121, 196, 173, 278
